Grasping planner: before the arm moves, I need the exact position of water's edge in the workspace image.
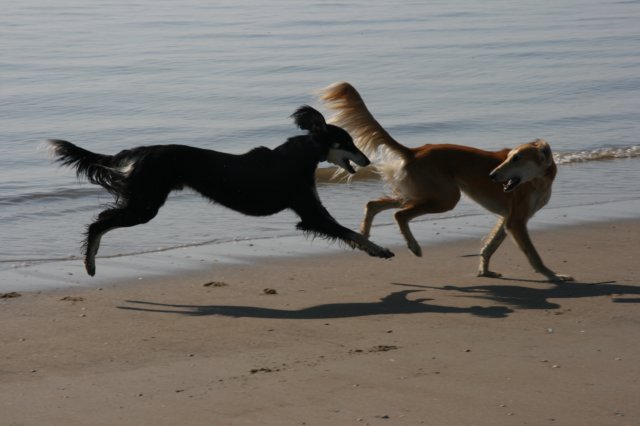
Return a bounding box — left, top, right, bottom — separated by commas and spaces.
3, 198, 638, 293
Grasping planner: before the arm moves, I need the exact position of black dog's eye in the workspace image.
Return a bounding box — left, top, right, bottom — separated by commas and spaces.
512, 155, 520, 162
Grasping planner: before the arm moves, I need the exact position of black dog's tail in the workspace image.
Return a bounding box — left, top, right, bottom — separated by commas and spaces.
46, 139, 129, 198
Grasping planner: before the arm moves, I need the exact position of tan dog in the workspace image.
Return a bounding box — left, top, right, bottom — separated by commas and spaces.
320, 82, 573, 282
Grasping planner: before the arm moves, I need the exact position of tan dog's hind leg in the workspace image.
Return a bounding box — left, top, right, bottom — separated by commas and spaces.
507, 220, 574, 282
394, 206, 423, 256
361, 198, 403, 237
478, 218, 507, 278
394, 194, 459, 257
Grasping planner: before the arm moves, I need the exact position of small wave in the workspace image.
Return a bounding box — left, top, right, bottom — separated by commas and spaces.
316, 166, 380, 183
0, 231, 302, 269
316, 145, 640, 182
555, 145, 640, 165
4, 146, 637, 208
0, 187, 102, 206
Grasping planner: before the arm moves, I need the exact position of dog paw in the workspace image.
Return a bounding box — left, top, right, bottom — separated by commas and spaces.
408, 242, 422, 257
478, 270, 502, 278
550, 273, 574, 282
84, 258, 96, 277
370, 246, 395, 259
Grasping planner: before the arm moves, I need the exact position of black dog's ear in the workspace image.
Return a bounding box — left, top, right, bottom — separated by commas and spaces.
291, 105, 327, 133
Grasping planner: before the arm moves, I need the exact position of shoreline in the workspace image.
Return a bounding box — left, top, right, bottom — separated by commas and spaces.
2, 218, 639, 425
3, 196, 640, 293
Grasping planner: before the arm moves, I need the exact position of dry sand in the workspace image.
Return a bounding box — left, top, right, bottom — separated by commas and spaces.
1, 219, 639, 426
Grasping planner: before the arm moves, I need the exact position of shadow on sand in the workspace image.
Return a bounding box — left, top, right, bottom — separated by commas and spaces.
396, 278, 640, 310
119, 277, 639, 320
119, 289, 512, 319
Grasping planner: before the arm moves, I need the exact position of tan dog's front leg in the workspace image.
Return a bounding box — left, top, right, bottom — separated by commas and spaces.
507, 220, 574, 282
478, 218, 507, 278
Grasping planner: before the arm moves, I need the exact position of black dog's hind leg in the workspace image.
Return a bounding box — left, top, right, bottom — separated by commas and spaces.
84, 195, 168, 276
293, 195, 394, 259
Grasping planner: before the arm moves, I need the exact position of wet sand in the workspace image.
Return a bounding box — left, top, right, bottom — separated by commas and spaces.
1, 219, 639, 425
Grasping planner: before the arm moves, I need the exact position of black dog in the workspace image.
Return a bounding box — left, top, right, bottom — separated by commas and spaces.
48, 106, 394, 276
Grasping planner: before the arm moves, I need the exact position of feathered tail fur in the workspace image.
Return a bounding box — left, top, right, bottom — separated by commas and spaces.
319, 82, 414, 186
46, 139, 130, 201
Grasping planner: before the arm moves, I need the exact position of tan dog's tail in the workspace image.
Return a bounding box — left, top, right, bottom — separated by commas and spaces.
319, 82, 414, 164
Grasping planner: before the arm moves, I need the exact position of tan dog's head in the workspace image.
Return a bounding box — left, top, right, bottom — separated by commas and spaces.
489, 139, 554, 192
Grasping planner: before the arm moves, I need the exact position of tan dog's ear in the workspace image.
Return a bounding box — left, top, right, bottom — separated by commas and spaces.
534, 139, 553, 166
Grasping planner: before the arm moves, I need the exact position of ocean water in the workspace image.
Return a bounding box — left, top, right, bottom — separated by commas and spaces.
1, 0, 639, 288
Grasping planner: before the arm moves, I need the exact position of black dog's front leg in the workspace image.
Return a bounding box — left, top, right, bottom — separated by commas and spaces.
293, 195, 394, 259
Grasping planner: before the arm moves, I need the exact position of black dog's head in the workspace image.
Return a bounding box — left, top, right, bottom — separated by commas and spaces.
291, 105, 370, 174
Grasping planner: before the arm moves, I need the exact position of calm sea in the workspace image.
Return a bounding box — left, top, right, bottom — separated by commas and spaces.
2, 0, 639, 287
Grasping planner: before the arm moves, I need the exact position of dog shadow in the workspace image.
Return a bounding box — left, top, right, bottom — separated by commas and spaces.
397, 279, 640, 310
119, 289, 512, 319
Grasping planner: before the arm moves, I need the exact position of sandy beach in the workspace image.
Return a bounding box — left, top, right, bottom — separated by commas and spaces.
1, 219, 639, 426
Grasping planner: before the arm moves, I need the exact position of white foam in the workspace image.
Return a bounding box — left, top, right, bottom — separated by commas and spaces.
555, 145, 640, 165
